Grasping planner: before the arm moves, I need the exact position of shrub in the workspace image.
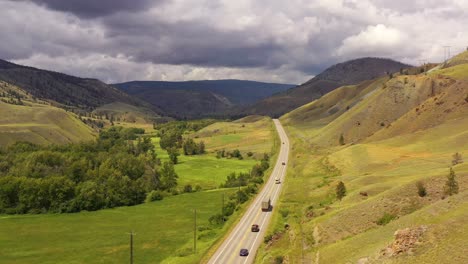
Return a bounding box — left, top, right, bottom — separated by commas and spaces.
416, 181, 427, 197
145, 190, 164, 202
444, 167, 459, 196
183, 184, 193, 193
339, 134, 345, 145
376, 212, 396, 225
279, 209, 289, 218
208, 213, 225, 225
247, 151, 253, 157
452, 152, 463, 165
264, 234, 273, 244
194, 184, 202, 192
275, 256, 284, 264
336, 181, 346, 200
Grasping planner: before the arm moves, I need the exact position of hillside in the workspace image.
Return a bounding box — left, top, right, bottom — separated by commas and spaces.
256, 53, 468, 263
113, 80, 294, 118
0, 81, 95, 146
243, 57, 410, 117
0, 59, 160, 115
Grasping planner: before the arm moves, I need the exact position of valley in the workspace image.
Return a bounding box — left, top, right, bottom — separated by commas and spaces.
0, 39, 466, 264
0, 116, 278, 263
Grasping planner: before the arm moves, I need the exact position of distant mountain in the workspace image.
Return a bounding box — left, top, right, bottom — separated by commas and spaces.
0, 59, 159, 113
242, 57, 411, 117
113, 80, 294, 118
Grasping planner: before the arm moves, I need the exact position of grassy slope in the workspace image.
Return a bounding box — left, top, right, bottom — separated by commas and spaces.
0, 82, 95, 146
255, 58, 468, 263
94, 102, 161, 129
194, 116, 274, 158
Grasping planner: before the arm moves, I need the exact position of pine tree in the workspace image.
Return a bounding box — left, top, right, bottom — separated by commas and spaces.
336, 181, 346, 200
444, 167, 459, 196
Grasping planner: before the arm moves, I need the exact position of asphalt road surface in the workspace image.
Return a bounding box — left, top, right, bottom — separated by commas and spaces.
207, 119, 290, 264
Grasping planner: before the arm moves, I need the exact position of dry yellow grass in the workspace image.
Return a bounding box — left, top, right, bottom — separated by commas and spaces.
0, 82, 95, 146
255, 60, 468, 264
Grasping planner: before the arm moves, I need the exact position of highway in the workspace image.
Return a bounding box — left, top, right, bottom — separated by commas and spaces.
207, 119, 290, 264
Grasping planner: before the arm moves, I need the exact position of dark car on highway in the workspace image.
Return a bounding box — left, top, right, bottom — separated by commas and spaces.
251, 224, 260, 232
240, 248, 249, 256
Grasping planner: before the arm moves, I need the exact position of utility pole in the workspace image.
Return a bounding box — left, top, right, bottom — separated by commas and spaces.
443, 46, 451, 62
128, 231, 135, 264
221, 193, 225, 221
193, 209, 197, 253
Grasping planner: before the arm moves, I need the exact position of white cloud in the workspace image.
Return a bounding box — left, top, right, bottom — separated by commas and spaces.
336, 24, 406, 57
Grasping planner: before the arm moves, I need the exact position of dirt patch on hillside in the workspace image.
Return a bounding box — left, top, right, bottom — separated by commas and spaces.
381, 226, 428, 257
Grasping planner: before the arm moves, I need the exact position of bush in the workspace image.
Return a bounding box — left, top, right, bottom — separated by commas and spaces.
444, 167, 459, 196
376, 212, 396, 225
145, 190, 164, 202
279, 209, 289, 218
223, 201, 236, 217
194, 184, 202, 192
416, 181, 427, 197
247, 151, 253, 157
339, 133, 345, 145
264, 234, 273, 244
275, 256, 284, 264
336, 181, 346, 200
183, 184, 193, 193
452, 152, 463, 165
208, 213, 225, 225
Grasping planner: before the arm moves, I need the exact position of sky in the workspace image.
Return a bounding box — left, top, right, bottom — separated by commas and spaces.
1, 0, 467, 84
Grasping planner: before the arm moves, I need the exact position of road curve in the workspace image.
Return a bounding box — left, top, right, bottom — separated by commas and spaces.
207, 119, 289, 264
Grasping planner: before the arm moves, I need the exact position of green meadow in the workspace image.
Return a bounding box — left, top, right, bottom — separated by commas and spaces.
0, 189, 236, 264
152, 137, 258, 189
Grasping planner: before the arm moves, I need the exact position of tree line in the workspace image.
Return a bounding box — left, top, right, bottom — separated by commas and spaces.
0, 126, 178, 214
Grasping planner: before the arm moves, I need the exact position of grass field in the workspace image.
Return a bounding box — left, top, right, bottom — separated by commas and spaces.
194, 116, 274, 157
152, 117, 275, 189
152, 137, 258, 189
0, 189, 239, 264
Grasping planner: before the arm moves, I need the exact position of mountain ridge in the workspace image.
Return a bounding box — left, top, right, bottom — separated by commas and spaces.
114, 79, 294, 118
242, 57, 411, 117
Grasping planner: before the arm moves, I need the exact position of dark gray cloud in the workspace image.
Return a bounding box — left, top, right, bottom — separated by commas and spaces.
14, 0, 161, 18
1, 0, 467, 84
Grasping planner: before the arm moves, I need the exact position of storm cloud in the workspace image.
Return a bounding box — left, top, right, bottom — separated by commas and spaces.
1, 0, 467, 84
13, 0, 160, 17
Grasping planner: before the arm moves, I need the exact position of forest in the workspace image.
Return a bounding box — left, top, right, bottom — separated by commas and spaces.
0, 127, 177, 214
